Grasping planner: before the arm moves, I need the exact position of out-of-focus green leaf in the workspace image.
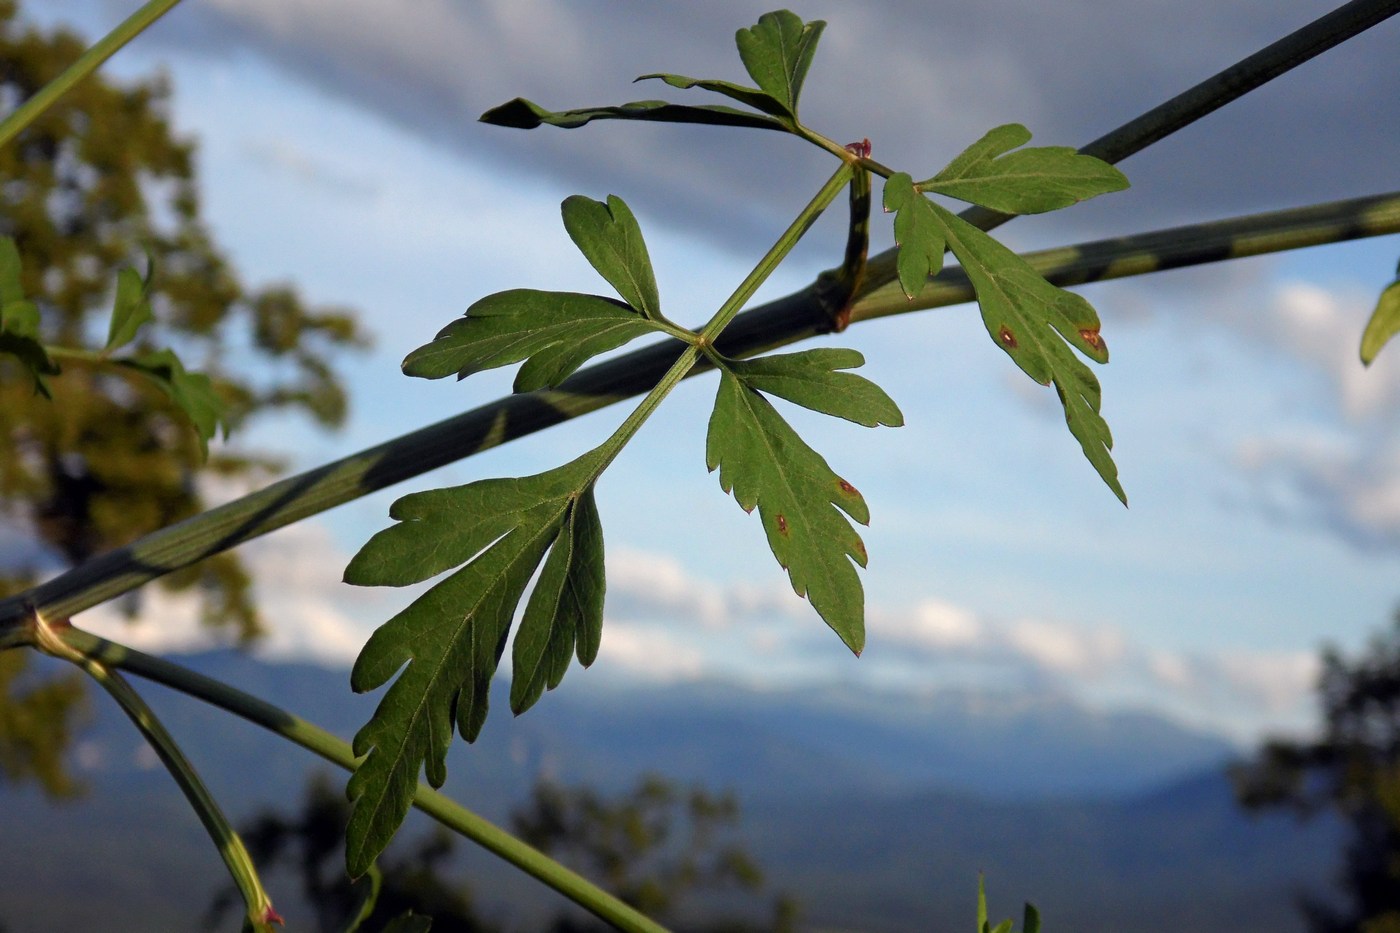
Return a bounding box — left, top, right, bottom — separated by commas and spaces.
561, 195, 662, 321
343, 451, 605, 878
1024, 903, 1042, 933
734, 10, 825, 119
104, 259, 155, 352
883, 172, 948, 300
480, 96, 785, 132
402, 289, 660, 392
1360, 265, 1400, 366
0, 298, 59, 398
0, 239, 58, 397
706, 368, 870, 654
342, 864, 383, 933
920, 123, 1127, 214
724, 348, 903, 427
119, 348, 228, 458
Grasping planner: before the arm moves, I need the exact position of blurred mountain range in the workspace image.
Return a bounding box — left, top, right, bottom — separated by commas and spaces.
0, 651, 1338, 931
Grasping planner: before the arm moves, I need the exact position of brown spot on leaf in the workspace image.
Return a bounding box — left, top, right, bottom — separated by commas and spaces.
776, 513, 789, 535
839, 479, 858, 496
1079, 327, 1103, 349
998, 325, 1017, 349
856, 540, 868, 560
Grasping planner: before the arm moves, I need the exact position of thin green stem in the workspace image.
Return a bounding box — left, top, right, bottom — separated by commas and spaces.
1, 189, 1397, 641
46, 625, 670, 933
0, 0, 188, 150
697, 162, 852, 342
31, 614, 280, 931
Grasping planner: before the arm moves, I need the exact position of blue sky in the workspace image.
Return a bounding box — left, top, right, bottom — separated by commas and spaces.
35, 0, 1400, 742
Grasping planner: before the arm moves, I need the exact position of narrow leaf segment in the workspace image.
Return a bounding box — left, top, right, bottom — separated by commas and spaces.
706, 350, 902, 654
0, 237, 58, 396
343, 451, 607, 877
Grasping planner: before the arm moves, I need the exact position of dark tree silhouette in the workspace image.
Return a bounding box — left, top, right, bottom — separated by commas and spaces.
1233, 613, 1400, 933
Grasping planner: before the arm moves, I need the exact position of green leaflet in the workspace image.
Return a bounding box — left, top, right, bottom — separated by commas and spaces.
561, 195, 662, 322
479, 96, 785, 133
706, 367, 872, 655
936, 202, 1125, 504
883, 172, 948, 300
343, 452, 606, 877
883, 177, 1123, 503
404, 195, 669, 392
1360, 260, 1400, 365
403, 289, 659, 391
734, 10, 825, 119
636, 72, 792, 121
920, 123, 1127, 215
724, 348, 903, 427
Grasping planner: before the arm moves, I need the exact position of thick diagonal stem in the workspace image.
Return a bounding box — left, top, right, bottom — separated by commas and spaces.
1, 190, 1397, 638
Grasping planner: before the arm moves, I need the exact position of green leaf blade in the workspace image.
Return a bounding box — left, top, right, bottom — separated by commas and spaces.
0, 299, 59, 397
345, 454, 604, 877
1360, 275, 1400, 366
635, 72, 789, 119
726, 348, 903, 427
922, 123, 1128, 214
706, 369, 868, 654
734, 10, 826, 118
479, 96, 786, 132
884, 172, 949, 300
402, 289, 658, 391
934, 203, 1124, 503
561, 195, 661, 320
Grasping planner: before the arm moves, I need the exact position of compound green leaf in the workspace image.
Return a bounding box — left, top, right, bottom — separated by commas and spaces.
402, 289, 659, 392
734, 10, 825, 119
883, 172, 948, 300
725, 348, 903, 427
343, 452, 604, 877
706, 368, 869, 654
561, 195, 662, 321
480, 96, 785, 133
119, 349, 227, 458
935, 202, 1125, 503
921, 123, 1128, 214
510, 484, 605, 716
104, 261, 155, 352
1360, 269, 1400, 366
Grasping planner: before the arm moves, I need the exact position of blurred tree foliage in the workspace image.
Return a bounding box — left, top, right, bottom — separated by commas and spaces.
512, 775, 797, 933
215, 773, 795, 933
0, 0, 364, 795
1233, 614, 1400, 933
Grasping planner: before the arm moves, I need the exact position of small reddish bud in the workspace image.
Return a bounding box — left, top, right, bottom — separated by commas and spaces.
844, 138, 872, 159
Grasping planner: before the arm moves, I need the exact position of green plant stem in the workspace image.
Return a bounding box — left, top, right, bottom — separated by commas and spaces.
30, 614, 280, 931
0, 0, 188, 150
1, 189, 1397, 644
44, 624, 669, 933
